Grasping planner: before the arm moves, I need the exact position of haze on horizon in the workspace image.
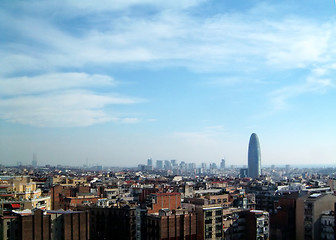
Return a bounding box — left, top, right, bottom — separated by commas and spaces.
0, 0, 335, 167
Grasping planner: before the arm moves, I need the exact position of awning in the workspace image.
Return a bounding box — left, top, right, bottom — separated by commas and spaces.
11, 203, 20, 208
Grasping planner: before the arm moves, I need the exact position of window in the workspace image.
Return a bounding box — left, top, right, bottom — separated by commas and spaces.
205, 233, 212, 239
206, 211, 212, 217
206, 226, 212, 232
205, 219, 212, 224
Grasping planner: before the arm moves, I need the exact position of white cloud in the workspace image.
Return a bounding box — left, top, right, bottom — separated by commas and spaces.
120, 118, 140, 124
0, 91, 141, 127
0, 73, 142, 127
264, 20, 331, 68
13, 0, 206, 15
2, 1, 336, 126
269, 68, 335, 110
2, 2, 336, 75
64, 0, 206, 11
0, 73, 116, 96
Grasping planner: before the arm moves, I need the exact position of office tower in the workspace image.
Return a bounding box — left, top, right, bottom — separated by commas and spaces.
210, 163, 217, 169
170, 159, 177, 168
180, 161, 187, 171
220, 159, 225, 169
248, 133, 261, 178
201, 162, 207, 169
285, 164, 290, 175
138, 164, 146, 171
164, 160, 172, 170
32, 153, 37, 168
156, 160, 163, 169
147, 158, 153, 170
187, 163, 196, 170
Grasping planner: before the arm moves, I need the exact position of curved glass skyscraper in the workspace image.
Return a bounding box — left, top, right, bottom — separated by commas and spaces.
248, 133, 261, 178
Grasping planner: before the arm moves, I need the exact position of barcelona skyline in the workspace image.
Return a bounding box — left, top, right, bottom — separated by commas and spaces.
0, 0, 336, 167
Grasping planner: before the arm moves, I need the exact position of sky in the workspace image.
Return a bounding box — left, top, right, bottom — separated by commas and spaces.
0, 0, 336, 168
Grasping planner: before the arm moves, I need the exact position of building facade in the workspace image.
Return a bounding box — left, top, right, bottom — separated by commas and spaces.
146, 210, 197, 240
296, 193, 336, 240
195, 204, 223, 240
0, 209, 89, 240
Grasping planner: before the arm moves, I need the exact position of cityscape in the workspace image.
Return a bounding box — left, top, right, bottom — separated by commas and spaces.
1, 0, 336, 240
1, 133, 336, 239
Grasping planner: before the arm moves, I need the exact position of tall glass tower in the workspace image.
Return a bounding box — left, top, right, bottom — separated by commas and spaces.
248, 133, 261, 178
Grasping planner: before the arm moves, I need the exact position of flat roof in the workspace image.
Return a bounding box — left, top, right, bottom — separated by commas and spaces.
46, 210, 84, 214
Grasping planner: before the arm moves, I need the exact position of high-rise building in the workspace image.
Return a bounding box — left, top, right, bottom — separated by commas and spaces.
170, 159, 177, 168
180, 161, 187, 171
156, 160, 163, 169
164, 160, 172, 170
210, 163, 217, 169
32, 153, 37, 168
220, 159, 225, 169
188, 163, 196, 170
147, 158, 153, 170
147, 158, 152, 167
248, 133, 261, 178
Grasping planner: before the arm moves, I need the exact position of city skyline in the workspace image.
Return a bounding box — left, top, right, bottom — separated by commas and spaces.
1, 0, 336, 167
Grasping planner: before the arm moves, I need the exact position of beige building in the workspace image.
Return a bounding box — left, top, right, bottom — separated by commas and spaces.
296, 193, 336, 240
196, 204, 223, 240
204, 194, 230, 207
0, 176, 41, 200
0, 176, 51, 214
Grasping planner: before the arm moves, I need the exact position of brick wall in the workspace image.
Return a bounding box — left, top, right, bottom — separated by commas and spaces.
148, 193, 181, 214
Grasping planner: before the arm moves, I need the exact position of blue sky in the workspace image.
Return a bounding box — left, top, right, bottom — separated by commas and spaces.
0, 0, 335, 167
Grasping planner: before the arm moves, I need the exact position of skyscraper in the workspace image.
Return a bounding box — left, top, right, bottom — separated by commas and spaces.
32, 153, 37, 168
248, 133, 261, 178
220, 159, 225, 169
147, 158, 153, 170
156, 160, 163, 169
164, 160, 172, 170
